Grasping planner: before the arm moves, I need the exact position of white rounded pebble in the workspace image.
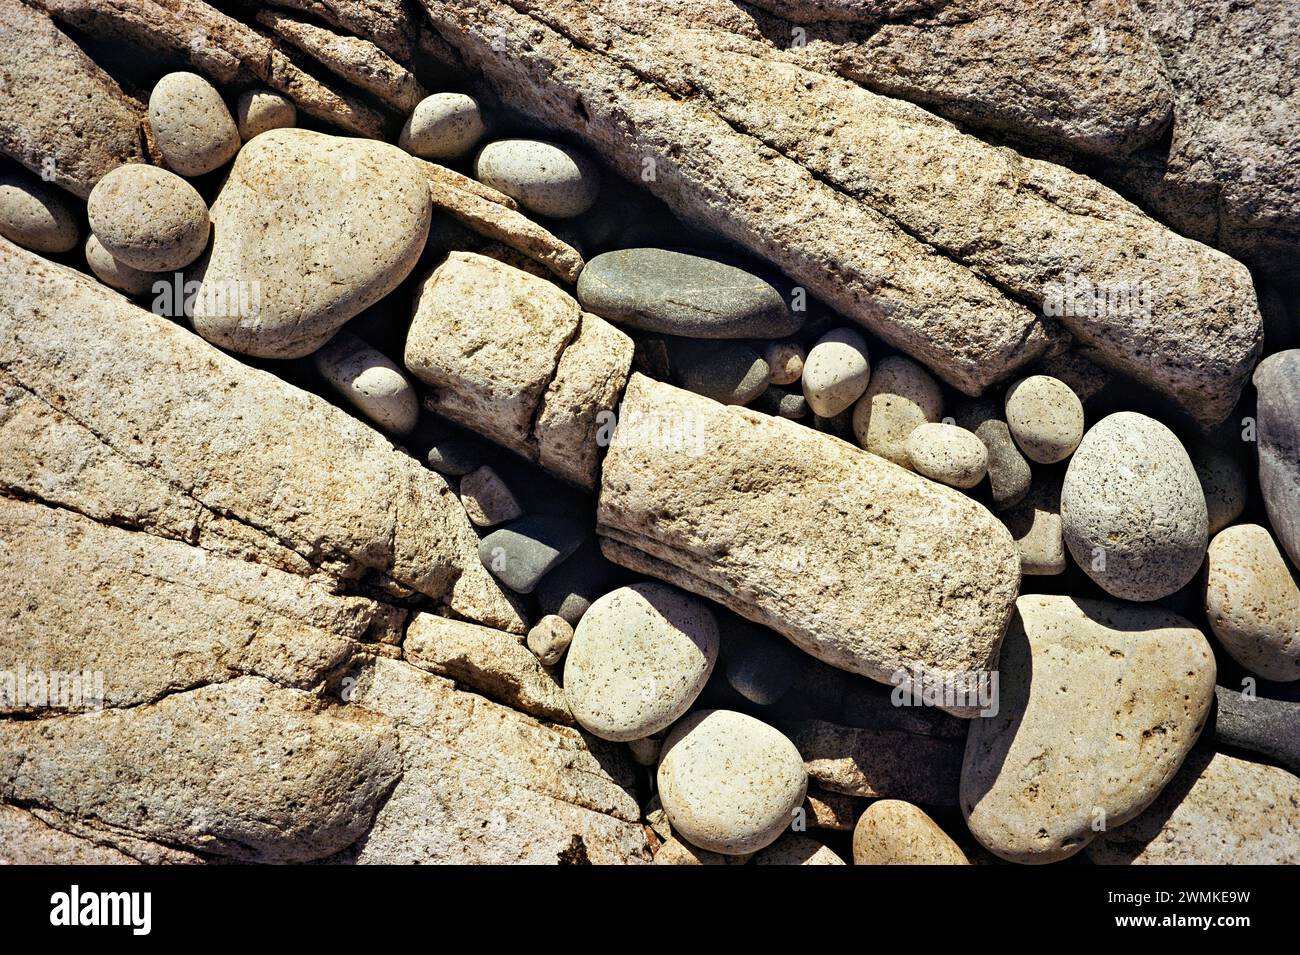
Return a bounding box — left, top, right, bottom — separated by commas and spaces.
0, 171, 78, 253
1061, 411, 1208, 601
149, 72, 241, 177
526, 614, 575, 667
905, 422, 988, 489
84, 234, 159, 295
1004, 375, 1085, 464
563, 582, 719, 742
399, 93, 486, 161
657, 709, 808, 855
851, 355, 943, 467
87, 164, 210, 272
1204, 524, 1300, 682
235, 89, 297, 141
801, 327, 871, 418
474, 139, 599, 218
311, 331, 418, 435
764, 340, 806, 386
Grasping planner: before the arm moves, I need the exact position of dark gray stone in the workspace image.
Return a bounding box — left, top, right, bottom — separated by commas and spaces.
670, 340, 770, 406
576, 248, 800, 338
534, 543, 616, 626
955, 398, 1030, 511
1254, 350, 1300, 570
721, 619, 800, 706
478, 515, 586, 594
753, 385, 808, 420
425, 436, 481, 477
1213, 685, 1300, 776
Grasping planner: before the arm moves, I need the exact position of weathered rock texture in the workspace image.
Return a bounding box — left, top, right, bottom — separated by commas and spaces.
0, 0, 146, 197
1088, 749, 1300, 865
406, 252, 634, 490
1104, 0, 1300, 281
778, 0, 1174, 159
32, 0, 391, 137
0, 496, 395, 714
597, 375, 1021, 708
256, 9, 428, 113
334, 658, 650, 864
419, 0, 1262, 426
0, 237, 522, 631
404, 612, 573, 723
0, 677, 403, 863
962, 596, 1216, 864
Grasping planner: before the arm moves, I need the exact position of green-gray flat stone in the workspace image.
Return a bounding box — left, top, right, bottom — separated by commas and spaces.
577, 248, 800, 338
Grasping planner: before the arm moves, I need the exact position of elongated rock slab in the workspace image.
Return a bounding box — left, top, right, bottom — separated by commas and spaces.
0, 496, 395, 713
0, 677, 401, 863
0, 237, 522, 632
336, 658, 650, 864
406, 252, 633, 489
0, 0, 146, 197
420, 0, 1261, 426
597, 374, 1021, 708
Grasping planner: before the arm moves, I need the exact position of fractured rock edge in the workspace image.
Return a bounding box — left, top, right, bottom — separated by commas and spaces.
0, 236, 523, 632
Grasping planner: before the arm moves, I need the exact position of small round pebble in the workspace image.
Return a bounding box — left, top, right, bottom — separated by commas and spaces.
1204, 524, 1300, 682
764, 340, 805, 386
312, 332, 418, 435
852, 800, 969, 865
802, 327, 871, 418
1004, 375, 1084, 464
235, 89, 297, 141
1060, 411, 1208, 601
425, 436, 481, 477
526, 614, 575, 667
0, 171, 78, 253
474, 139, 599, 218
149, 72, 241, 177
87, 164, 210, 272
851, 355, 942, 467
399, 93, 487, 161
752, 385, 808, 419
905, 422, 988, 489
84, 234, 158, 295
563, 583, 719, 741
657, 709, 807, 855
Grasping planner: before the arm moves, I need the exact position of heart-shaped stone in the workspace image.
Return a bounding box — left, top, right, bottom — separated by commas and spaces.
961, 595, 1215, 864
191, 128, 430, 358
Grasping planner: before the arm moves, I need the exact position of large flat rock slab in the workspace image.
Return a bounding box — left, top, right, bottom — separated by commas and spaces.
0, 496, 395, 713
597, 374, 1021, 710
0, 0, 146, 197
0, 677, 402, 863
420, 0, 1262, 426
334, 658, 651, 864
0, 237, 522, 631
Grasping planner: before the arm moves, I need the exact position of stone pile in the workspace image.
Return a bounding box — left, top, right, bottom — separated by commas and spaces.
0, 0, 1296, 866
